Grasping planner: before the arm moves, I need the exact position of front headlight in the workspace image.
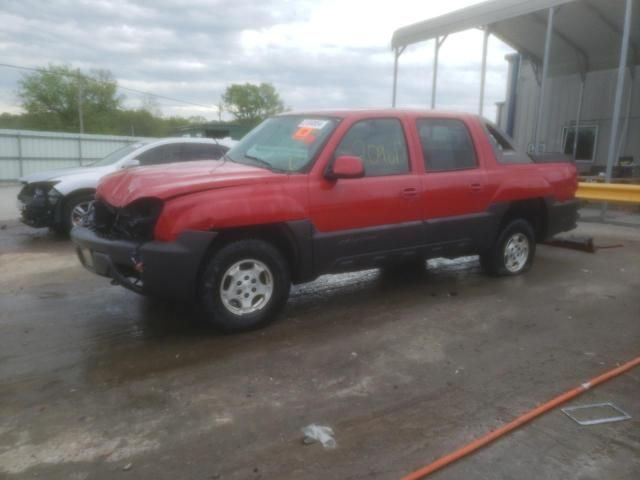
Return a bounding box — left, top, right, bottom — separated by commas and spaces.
112, 198, 164, 241
48, 187, 63, 205
31, 181, 59, 199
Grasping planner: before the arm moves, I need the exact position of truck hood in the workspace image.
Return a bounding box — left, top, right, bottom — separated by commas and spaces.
97, 160, 284, 207
20, 165, 113, 184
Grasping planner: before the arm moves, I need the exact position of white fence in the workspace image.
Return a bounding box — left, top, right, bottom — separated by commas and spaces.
0, 129, 156, 181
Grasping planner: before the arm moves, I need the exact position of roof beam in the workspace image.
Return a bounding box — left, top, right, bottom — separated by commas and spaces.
531, 10, 590, 72
582, 0, 640, 65
488, 27, 543, 67
391, 0, 576, 49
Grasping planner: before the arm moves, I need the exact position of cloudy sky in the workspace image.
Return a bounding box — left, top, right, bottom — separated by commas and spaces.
0, 0, 513, 121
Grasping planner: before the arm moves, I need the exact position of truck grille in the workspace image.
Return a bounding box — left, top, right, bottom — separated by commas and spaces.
89, 200, 117, 234
88, 199, 163, 242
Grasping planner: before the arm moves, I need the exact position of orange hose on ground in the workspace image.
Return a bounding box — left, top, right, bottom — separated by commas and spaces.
401, 356, 640, 480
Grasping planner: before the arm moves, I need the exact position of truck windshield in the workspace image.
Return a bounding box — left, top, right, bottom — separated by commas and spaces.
90, 142, 148, 167
226, 116, 338, 172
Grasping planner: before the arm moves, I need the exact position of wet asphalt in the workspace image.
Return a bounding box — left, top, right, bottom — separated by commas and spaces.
0, 219, 639, 479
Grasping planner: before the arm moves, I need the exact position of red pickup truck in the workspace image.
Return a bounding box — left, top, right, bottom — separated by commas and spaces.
72, 110, 578, 332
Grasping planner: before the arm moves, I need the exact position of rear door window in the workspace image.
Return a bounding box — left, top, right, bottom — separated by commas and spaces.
417, 119, 477, 172
137, 144, 183, 165
182, 143, 227, 161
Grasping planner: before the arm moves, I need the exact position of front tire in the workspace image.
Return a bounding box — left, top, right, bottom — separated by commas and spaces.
480, 219, 535, 276
58, 193, 94, 235
199, 240, 291, 333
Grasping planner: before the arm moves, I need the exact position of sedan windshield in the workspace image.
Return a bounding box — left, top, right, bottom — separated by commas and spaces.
90, 142, 148, 167
226, 116, 338, 172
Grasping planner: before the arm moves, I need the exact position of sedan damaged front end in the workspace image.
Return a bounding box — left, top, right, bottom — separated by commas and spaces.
17, 182, 63, 228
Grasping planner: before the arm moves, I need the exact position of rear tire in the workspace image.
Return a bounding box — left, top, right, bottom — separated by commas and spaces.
198, 239, 291, 333
480, 219, 535, 276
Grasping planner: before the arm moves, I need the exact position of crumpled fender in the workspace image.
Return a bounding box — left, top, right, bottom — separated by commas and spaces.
154, 177, 308, 241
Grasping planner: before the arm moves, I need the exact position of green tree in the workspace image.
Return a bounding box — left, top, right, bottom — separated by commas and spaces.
0, 112, 24, 129
221, 82, 285, 126
17, 64, 122, 133
2, 64, 222, 136
187, 115, 208, 124
110, 110, 192, 137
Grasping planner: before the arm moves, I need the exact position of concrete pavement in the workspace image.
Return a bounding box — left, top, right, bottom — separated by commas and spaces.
0, 220, 638, 479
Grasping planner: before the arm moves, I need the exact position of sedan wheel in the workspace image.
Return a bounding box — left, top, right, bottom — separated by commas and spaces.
70, 200, 92, 227
58, 193, 95, 235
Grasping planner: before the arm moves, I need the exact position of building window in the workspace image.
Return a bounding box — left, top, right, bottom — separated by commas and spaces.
562, 125, 598, 161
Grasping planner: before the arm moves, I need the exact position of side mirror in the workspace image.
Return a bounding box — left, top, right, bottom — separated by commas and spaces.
328, 155, 365, 179
123, 158, 140, 169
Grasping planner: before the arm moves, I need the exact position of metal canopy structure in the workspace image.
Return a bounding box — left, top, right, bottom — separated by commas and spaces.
392, 0, 640, 75
390, 0, 637, 184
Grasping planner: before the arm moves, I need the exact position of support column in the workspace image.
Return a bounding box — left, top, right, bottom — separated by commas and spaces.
392, 47, 399, 108
505, 54, 521, 137
605, 0, 633, 182
431, 36, 446, 109
616, 68, 635, 161
572, 75, 586, 160
602, 0, 633, 220
479, 28, 490, 116
534, 7, 555, 153
392, 46, 405, 108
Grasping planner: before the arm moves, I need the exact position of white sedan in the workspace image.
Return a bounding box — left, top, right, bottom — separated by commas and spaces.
17, 137, 234, 234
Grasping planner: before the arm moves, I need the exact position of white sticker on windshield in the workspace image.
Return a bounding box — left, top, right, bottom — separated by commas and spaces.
298, 119, 329, 129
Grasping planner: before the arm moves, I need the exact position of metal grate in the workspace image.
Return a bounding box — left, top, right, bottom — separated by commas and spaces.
562, 402, 631, 426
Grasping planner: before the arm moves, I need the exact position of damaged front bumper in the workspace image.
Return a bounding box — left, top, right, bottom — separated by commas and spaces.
71, 226, 217, 301
17, 183, 63, 228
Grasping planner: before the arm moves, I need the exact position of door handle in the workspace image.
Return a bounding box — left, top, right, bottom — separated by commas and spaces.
470, 183, 483, 192
401, 187, 419, 199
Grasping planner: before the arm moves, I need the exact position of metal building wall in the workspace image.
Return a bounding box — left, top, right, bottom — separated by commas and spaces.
512, 61, 640, 170
0, 129, 156, 181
